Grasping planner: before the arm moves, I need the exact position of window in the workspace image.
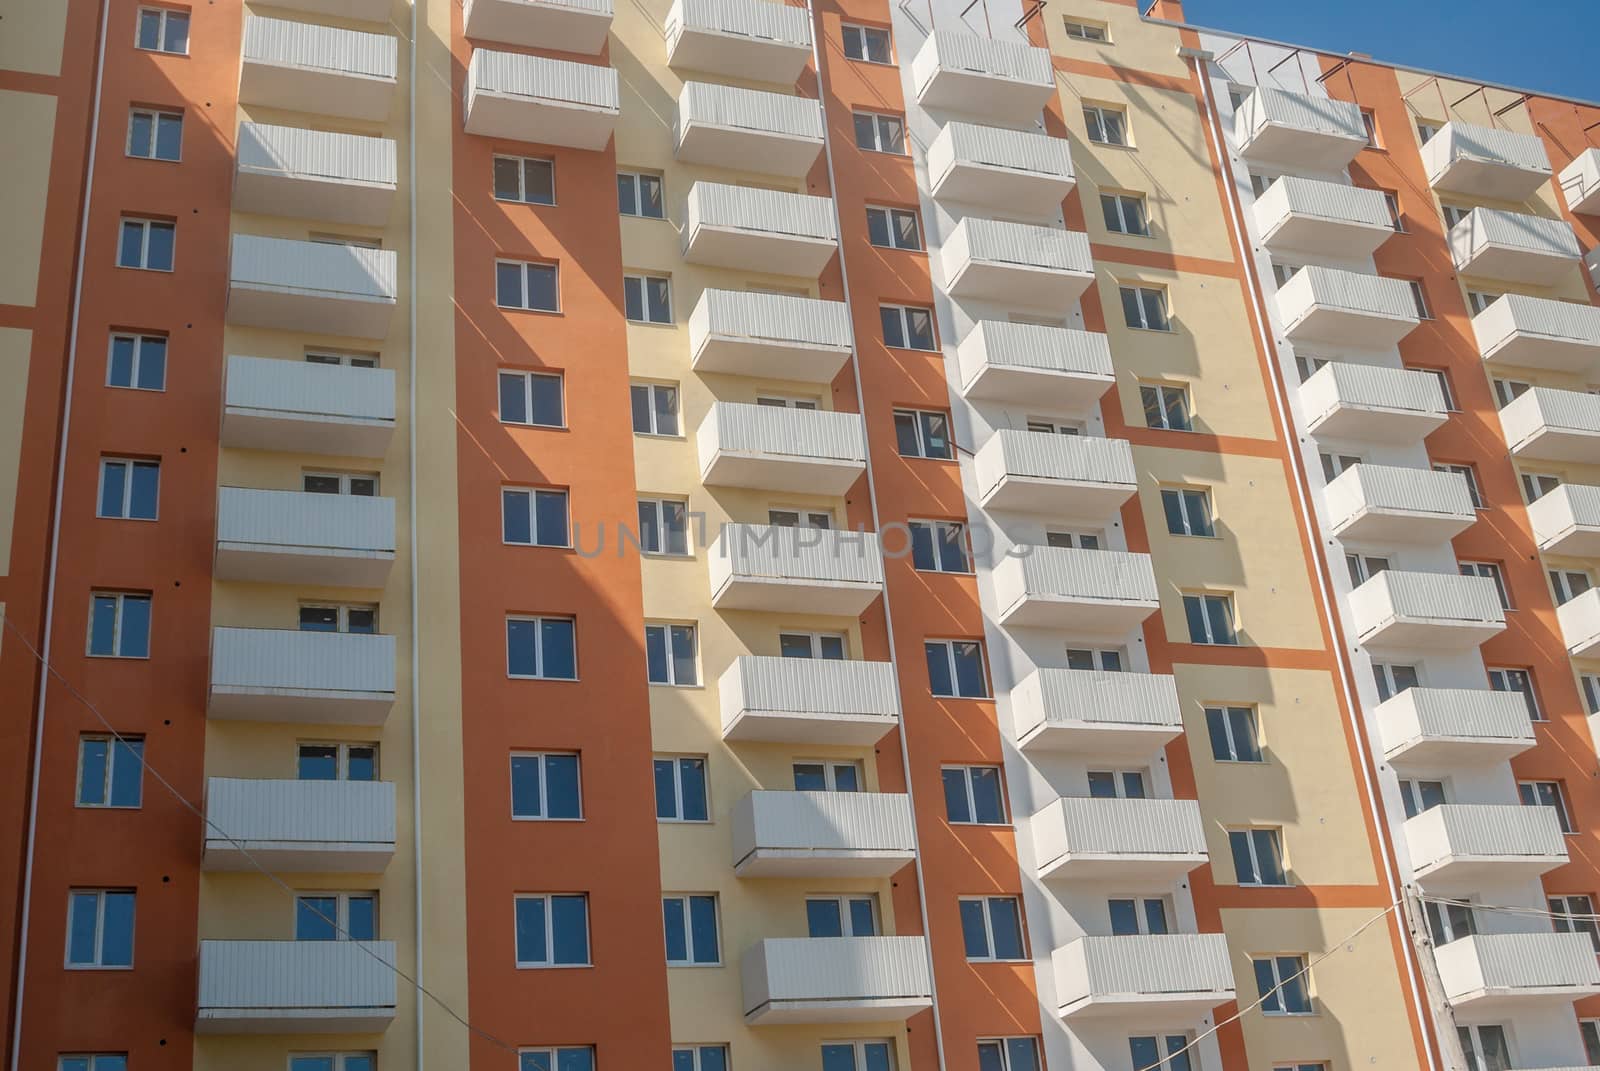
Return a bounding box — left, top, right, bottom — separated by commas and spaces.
135, 6, 188, 53
518, 1049, 594, 1071
289, 1057, 375, 1071
770, 508, 831, 529
853, 111, 905, 153
1319, 452, 1360, 482
1066, 647, 1122, 671
926, 639, 987, 698
867, 206, 922, 250
807, 895, 878, 937
1088, 769, 1146, 798
673, 1046, 730, 1071
299, 603, 376, 633
1382, 191, 1406, 232
1493, 377, 1531, 408
496, 260, 559, 312
307, 350, 378, 368
1397, 778, 1445, 819
65, 889, 134, 968
1205, 706, 1262, 763
842, 22, 893, 62
117, 217, 174, 270
296, 892, 376, 941
910, 520, 969, 573
1255, 954, 1312, 1014
97, 458, 159, 520
942, 766, 1005, 825
1433, 463, 1483, 508
1270, 262, 1302, 288
298, 742, 377, 781
88, 592, 150, 658
1520, 780, 1574, 833
1345, 553, 1389, 586
76, 736, 143, 808
1359, 108, 1379, 146
1183, 593, 1237, 646
1521, 472, 1562, 503
127, 107, 181, 160
506, 616, 577, 680
494, 154, 555, 205
1488, 667, 1541, 721
1550, 894, 1600, 953
1026, 418, 1081, 435
1249, 172, 1277, 197
646, 623, 698, 686
1416, 367, 1457, 411
1128, 1036, 1191, 1071
1465, 289, 1501, 316
502, 487, 569, 549
1457, 1026, 1510, 1071
1120, 286, 1169, 331
617, 170, 664, 219
514, 894, 590, 966
662, 894, 719, 965
1229, 827, 1286, 886
978, 1038, 1041, 1071
1440, 203, 1470, 229
1416, 120, 1441, 144
624, 273, 672, 323
511, 753, 582, 820
1583, 675, 1600, 717
1063, 18, 1108, 40
881, 304, 937, 351
959, 896, 1026, 961
822, 1042, 893, 1071
1459, 560, 1510, 609
794, 760, 863, 792
1406, 280, 1432, 320
1109, 896, 1169, 935
1047, 529, 1101, 551
1160, 487, 1213, 537
107, 333, 166, 390
893, 408, 952, 460
1140, 383, 1192, 430
1101, 193, 1149, 236
654, 756, 708, 822
630, 382, 679, 436
1550, 569, 1592, 606
756, 394, 818, 410
499, 370, 564, 428
1424, 897, 1475, 945
1371, 662, 1418, 702
60, 1059, 129, 1071
1083, 104, 1128, 146
304, 471, 376, 496
637, 498, 690, 556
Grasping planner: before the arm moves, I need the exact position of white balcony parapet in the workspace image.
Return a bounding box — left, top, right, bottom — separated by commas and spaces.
1251, 176, 1394, 257
911, 30, 1052, 120
974, 429, 1136, 518
688, 289, 851, 382
1032, 797, 1206, 883
741, 936, 932, 1024
1234, 86, 1367, 172
1500, 387, 1600, 463
202, 778, 396, 873
1053, 934, 1235, 1019
235, 123, 397, 227
208, 627, 396, 725
1435, 933, 1600, 1010
228, 235, 397, 340
240, 16, 397, 122
463, 0, 614, 55
719, 656, 899, 745
196, 940, 397, 1033
1349, 570, 1506, 650
222, 355, 395, 459
1472, 294, 1600, 375
674, 81, 824, 176
1528, 483, 1600, 557
1012, 668, 1182, 755
1298, 362, 1447, 444
266, 0, 393, 22
927, 121, 1074, 216
1449, 207, 1581, 286
1559, 148, 1600, 216
1324, 464, 1476, 543
942, 218, 1094, 308
1376, 688, 1536, 767
1405, 804, 1566, 886
1558, 588, 1600, 661
464, 49, 619, 151
1274, 266, 1420, 348
215, 487, 396, 588
709, 523, 883, 616
957, 321, 1113, 410
731, 791, 916, 877
698, 402, 866, 495
1423, 122, 1552, 201
665, 0, 812, 84
994, 546, 1158, 636
682, 182, 839, 276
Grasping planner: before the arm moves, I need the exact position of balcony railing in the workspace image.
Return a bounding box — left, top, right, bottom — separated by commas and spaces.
215, 487, 396, 588
942, 218, 1094, 308
463, 0, 614, 55
1375, 688, 1535, 767
1405, 803, 1566, 886
202, 778, 396, 873
697, 402, 866, 495
464, 49, 619, 151
687, 289, 852, 382
197, 940, 397, 1033
927, 121, 1074, 216
1323, 464, 1476, 543
1558, 588, 1600, 661
1298, 362, 1447, 443
1435, 933, 1600, 1009
1559, 147, 1600, 216
1472, 294, 1600, 375
674, 81, 824, 176
1500, 387, 1600, 463
221, 355, 396, 458
682, 182, 839, 276
1274, 266, 1420, 348
1032, 797, 1206, 883
1449, 207, 1581, 286
956, 321, 1113, 409
1349, 570, 1506, 650
974, 429, 1136, 518
731, 791, 916, 877
741, 936, 933, 1024
1527, 483, 1600, 557
719, 656, 899, 745
208, 627, 396, 725
1012, 668, 1182, 755
709, 523, 883, 616
665, 0, 812, 84
227, 235, 397, 340
1234, 86, 1367, 171
911, 30, 1053, 120
1251, 175, 1394, 257
240, 16, 397, 122
235, 123, 397, 227
994, 546, 1158, 635
1053, 933, 1235, 1019
1422, 121, 1552, 201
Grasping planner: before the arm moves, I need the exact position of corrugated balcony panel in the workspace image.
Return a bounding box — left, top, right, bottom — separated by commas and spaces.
697, 402, 866, 494
740, 936, 933, 1024
1500, 387, 1600, 463
227, 235, 397, 340
1558, 588, 1600, 661
664, 0, 812, 84
731, 791, 916, 877
942, 218, 1094, 308
957, 321, 1113, 410
910, 30, 1053, 120
1376, 688, 1536, 767
202, 778, 396, 873
234, 124, 397, 227
974, 429, 1137, 518
1472, 294, 1600, 375
1032, 797, 1206, 884
463, 0, 614, 55
1233, 86, 1367, 171
1423, 122, 1553, 201
1528, 483, 1600, 557
214, 487, 396, 588
196, 940, 397, 1034
1251, 175, 1394, 257
1053, 934, 1235, 1019
674, 81, 824, 176
1405, 803, 1566, 887
709, 524, 884, 616
1449, 208, 1581, 286
1559, 148, 1600, 216
1012, 668, 1182, 755
239, 16, 397, 122
221, 355, 396, 458
266, 0, 393, 21
464, 49, 619, 151
688, 289, 852, 381
1298, 362, 1447, 444
1349, 570, 1506, 650
1274, 266, 1420, 347
1435, 933, 1600, 1011
1324, 464, 1476, 543
208, 627, 396, 725
682, 182, 839, 275
993, 546, 1159, 635
927, 121, 1074, 216
719, 656, 899, 745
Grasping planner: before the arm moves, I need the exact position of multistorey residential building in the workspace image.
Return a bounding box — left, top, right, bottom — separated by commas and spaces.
1, 0, 1598, 1069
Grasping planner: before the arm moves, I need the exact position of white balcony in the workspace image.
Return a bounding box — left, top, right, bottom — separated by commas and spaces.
464, 49, 619, 151
994, 546, 1159, 636
463, 0, 613, 55
709, 524, 883, 616
974, 429, 1136, 518
1324, 464, 1476, 543
1449, 208, 1581, 286
1558, 588, 1600, 661
1349, 570, 1506, 650
1012, 668, 1182, 756
1405, 804, 1566, 886
239, 16, 397, 122
942, 218, 1094, 309
202, 778, 396, 873
674, 81, 824, 177
1376, 688, 1535, 767
1032, 797, 1206, 884
1423, 122, 1552, 201
208, 627, 396, 725
697, 402, 866, 495
1528, 483, 1600, 557
741, 936, 932, 1024
682, 182, 838, 276
688, 289, 851, 382
234, 124, 396, 227
927, 121, 1074, 217
1435, 933, 1600, 1011
1472, 294, 1600, 375
956, 321, 1113, 410
1251, 176, 1394, 257
731, 791, 916, 877
665, 0, 811, 84
215, 487, 395, 588
1274, 266, 1420, 348
265, 0, 393, 22
196, 940, 396, 1034
1500, 387, 1600, 463
1053, 934, 1234, 1020
911, 30, 1052, 121
719, 656, 899, 746
1234, 86, 1367, 172
1298, 362, 1447, 444
221, 355, 395, 459
1559, 148, 1600, 216
228, 235, 397, 340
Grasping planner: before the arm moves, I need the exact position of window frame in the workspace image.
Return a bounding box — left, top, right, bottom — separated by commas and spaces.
866, 204, 922, 251
1458, 559, 1511, 610
517, 1049, 595, 1071
513, 893, 592, 968
779, 630, 847, 660
498, 369, 565, 429
654, 754, 710, 823
806, 894, 879, 938
64, 888, 135, 969
501, 486, 571, 549
853, 110, 906, 154
294, 890, 378, 942
1062, 18, 1108, 41
126, 106, 182, 161
505, 615, 578, 681
822, 1041, 895, 1071
908, 519, 971, 574
672, 1046, 732, 1071
892, 407, 953, 459
630, 381, 681, 437
495, 258, 561, 313
1519, 779, 1575, 833
1487, 665, 1541, 722
1254, 953, 1314, 1015
75, 735, 145, 809
617, 169, 665, 219
645, 621, 700, 687
1083, 103, 1129, 146
96, 457, 160, 521
135, 6, 189, 54
1159, 486, 1214, 537
117, 216, 175, 271
841, 21, 894, 63
637, 497, 691, 557
1140, 381, 1192, 430
510, 751, 583, 821
1182, 591, 1238, 646
880, 304, 938, 352
958, 895, 1028, 962
1205, 705, 1262, 763
106, 332, 167, 391
977, 1038, 1043, 1071
1229, 826, 1287, 886
1120, 285, 1170, 331
941, 764, 1007, 826
87, 591, 152, 659
493, 154, 556, 206
296, 740, 379, 782
925, 638, 989, 698
1432, 462, 1483, 508
662, 893, 721, 966
1100, 191, 1150, 237
623, 272, 673, 324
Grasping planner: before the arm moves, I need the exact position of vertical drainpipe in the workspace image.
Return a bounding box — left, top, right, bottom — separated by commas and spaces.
408, 0, 425, 1067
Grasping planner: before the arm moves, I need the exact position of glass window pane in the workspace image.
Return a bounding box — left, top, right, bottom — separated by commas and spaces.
494, 157, 522, 200
910, 523, 937, 571
1205, 597, 1234, 644
941, 768, 972, 823
822, 1045, 858, 1071
647, 277, 671, 322
299, 745, 339, 780
164, 13, 188, 51
654, 759, 678, 819
503, 490, 532, 544
688, 895, 718, 962
89, 595, 118, 654
551, 895, 589, 964
698, 1046, 727, 1071
68, 892, 98, 963
119, 221, 143, 266
1109, 898, 1139, 935
1253, 829, 1285, 884
527, 264, 557, 311
1164, 388, 1190, 430
969, 767, 1004, 823
977, 1043, 1005, 1071
137, 10, 162, 48
617, 174, 637, 216
640, 175, 663, 218
1228, 830, 1255, 883
925, 643, 953, 695
881, 307, 906, 349
512, 755, 542, 817
673, 1053, 696, 1071
653, 386, 678, 435
1143, 898, 1168, 934
497, 263, 523, 307
1006, 1039, 1040, 1071
1160, 489, 1185, 534
78, 739, 109, 805
832, 764, 861, 792
1183, 492, 1212, 536
906, 308, 935, 350
645, 626, 669, 683
630, 385, 652, 433
879, 116, 903, 151
670, 625, 697, 685
678, 758, 707, 822
863, 1044, 891, 1071
792, 763, 825, 791
988, 899, 1023, 959
107, 738, 143, 807
539, 618, 575, 679
952, 642, 984, 696
638, 501, 661, 553
100, 891, 134, 964
129, 112, 153, 156
1205, 708, 1232, 760
1253, 957, 1280, 1010
347, 896, 376, 940
545, 754, 580, 819
297, 896, 339, 940
155, 114, 182, 159
1182, 595, 1208, 643
854, 113, 878, 150
119, 597, 150, 657
530, 375, 563, 426
499, 373, 527, 423
146, 223, 173, 270
894, 411, 920, 455
1128, 1037, 1159, 1071
919, 411, 949, 457
663, 501, 688, 555
807, 898, 843, 938
959, 899, 989, 958
867, 209, 891, 247
100, 462, 126, 517
1144, 290, 1169, 330
849, 898, 876, 936
535, 491, 567, 547
525, 160, 554, 204
1121, 287, 1144, 329
109, 336, 136, 385
506, 619, 538, 676
521, 1054, 553, 1071
623, 277, 644, 322
516, 897, 548, 963
129, 463, 159, 518
938, 525, 968, 572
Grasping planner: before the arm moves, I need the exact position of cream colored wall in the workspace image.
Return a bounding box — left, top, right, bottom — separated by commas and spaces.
0, 328, 31, 574
0, 90, 55, 308
1040, 0, 1189, 83
0, 0, 68, 77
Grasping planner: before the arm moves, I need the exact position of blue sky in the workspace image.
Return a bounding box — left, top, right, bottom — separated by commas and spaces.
1182, 0, 1599, 103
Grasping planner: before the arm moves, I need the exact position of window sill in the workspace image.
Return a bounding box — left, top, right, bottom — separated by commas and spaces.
625, 319, 676, 328
667, 962, 724, 968
507, 675, 581, 683
511, 815, 585, 823
493, 196, 558, 209
931, 693, 993, 701
497, 304, 563, 316
634, 432, 686, 441
882, 344, 942, 355
515, 962, 594, 970
648, 681, 706, 690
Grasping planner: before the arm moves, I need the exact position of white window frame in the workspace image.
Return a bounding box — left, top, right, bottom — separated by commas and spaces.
623, 272, 672, 324
881, 304, 938, 351
866, 205, 922, 250
654, 754, 709, 823
87, 592, 151, 659
1465, 289, 1501, 316
1433, 462, 1482, 508
117, 217, 174, 271
498, 369, 565, 428
806, 894, 879, 937
513, 893, 591, 967
853, 111, 905, 154
1127, 1036, 1193, 1071
1521, 471, 1562, 503
96, 457, 159, 520
662, 893, 721, 966
925, 638, 989, 698
638, 497, 691, 556
510, 751, 583, 821
631, 381, 680, 437
794, 759, 864, 792
1083, 103, 1129, 146
1493, 377, 1532, 408
1065, 647, 1123, 671
295, 891, 377, 941
769, 507, 832, 528
645, 621, 699, 687
135, 6, 188, 53
1319, 451, 1360, 481
1382, 190, 1406, 232
892, 407, 952, 457
1416, 120, 1442, 144
64, 889, 134, 969
1397, 777, 1446, 818
1205, 705, 1261, 763
841, 21, 893, 62
495, 258, 560, 312
1519, 779, 1575, 833
297, 740, 379, 781
977, 1039, 1043, 1071
1120, 285, 1170, 331
1406, 279, 1433, 320
1371, 662, 1418, 702
304, 470, 378, 496
1160, 486, 1213, 537
502, 486, 570, 548
306, 349, 378, 368
1550, 894, 1600, 953
1141, 381, 1191, 430
1062, 18, 1108, 40
942, 764, 1007, 826
959, 895, 1027, 962
671, 1047, 731, 1071
779, 631, 847, 659
617, 169, 665, 219
908, 519, 970, 574
1459, 559, 1511, 609
1025, 418, 1082, 435
1101, 192, 1149, 236
1182, 592, 1237, 645
822, 1041, 895, 1071
1581, 674, 1600, 717
1230, 826, 1287, 886
493, 154, 555, 205
1345, 552, 1390, 586
1046, 529, 1102, 550
288, 1056, 377, 1071
107, 332, 166, 391
1108, 895, 1171, 936
75, 735, 144, 809
1255, 953, 1313, 1015
1549, 568, 1592, 606
1088, 768, 1147, 799
59, 1058, 134, 1071
505, 615, 577, 680
299, 602, 377, 634
1487, 665, 1541, 721
126, 106, 181, 161
1457, 1026, 1511, 1071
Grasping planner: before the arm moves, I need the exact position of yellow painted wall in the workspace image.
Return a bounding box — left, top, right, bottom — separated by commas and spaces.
0, 0, 68, 77
1041, 0, 1189, 83
0, 328, 31, 574
0, 90, 56, 308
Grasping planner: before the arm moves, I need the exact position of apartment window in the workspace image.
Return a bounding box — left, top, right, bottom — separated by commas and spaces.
135, 6, 188, 53
663, 894, 719, 965
107, 333, 166, 390
959, 896, 1026, 961
496, 260, 559, 312
1345, 553, 1389, 586
511, 753, 581, 820
881, 304, 937, 351
65, 890, 134, 968
1459, 560, 1511, 609
1109, 896, 1170, 935
654, 756, 708, 822
756, 394, 818, 410
60, 1059, 129, 1071
1424, 897, 1475, 945
942, 765, 1005, 825
1255, 954, 1312, 1014
842, 22, 893, 62
127, 107, 181, 160
1249, 172, 1277, 197
1550, 569, 1592, 606
1433, 463, 1483, 508
1416, 120, 1441, 144
1371, 662, 1418, 702
1128, 1036, 1191, 1071
97, 458, 159, 520
1360, 109, 1379, 146
296, 892, 376, 941
506, 616, 577, 680
673, 1046, 730, 1071
518, 1049, 594, 1071
307, 350, 378, 368
298, 742, 377, 781
925, 639, 987, 698
808, 895, 878, 937
1160, 487, 1213, 537
1488, 667, 1541, 722
1270, 262, 1302, 288
1466, 289, 1501, 316
1382, 191, 1406, 232
1416, 367, 1457, 411
1550, 894, 1600, 953
1083, 104, 1128, 146
630, 382, 680, 436
646, 623, 698, 686
1319, 452, 1360, 482
822, 1042, 894, 1071
493, 154, 555, 205
1583, 675, 1600, 717
289, 1057, 375, 1071
76, 736, 143, 808
1063, 18, 1108, 40
794, 760, 862, 792
1457, 1026, 1510, 1071
1183, 593, 1237, 646
1520, 780, 1575, 833
1205, 706, 1262, 763
978, 1039, 1041, 1071
853, 111, 905, 154
910, 520, 969, 573
1101, 193, 1149, 236
1406, 280, 1432, 320
637, 498, 690, 556
1397, 778, 1445, 819
1586, 1020, 1600, 1066
624, 273, 672, 324
1440, 203, 1470, 229
770, 508, 831, 529
1088, 769, 1146, 798
499, 370, 564, 428
893, 408, 952, 459
1066, 647, 1122, 671
867, 206, 922, 250
1120, 286, 1170, 331
1521, 472, 1563, 503
1494, 377, 1531, 408
88, 592, 151, 658
1027, 418, 1081, 435
501, 487, 569, 549
117, 217, 174, 270
1230, 827, 1286, 886
304, 471, 376, 496
299, 603, 376, 633
1048, 529, 1101, 551
617, 170, 664, 219
514, 894, 590, 966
